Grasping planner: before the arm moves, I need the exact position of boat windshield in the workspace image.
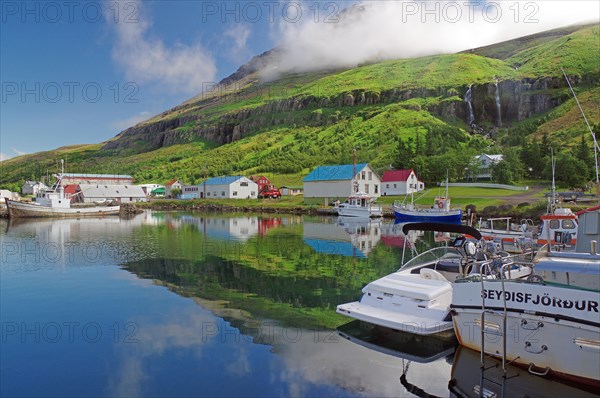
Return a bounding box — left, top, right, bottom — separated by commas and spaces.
399, 246, 461, 271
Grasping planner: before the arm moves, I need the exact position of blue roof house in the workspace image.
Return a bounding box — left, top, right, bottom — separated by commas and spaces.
303, 163, 381, 200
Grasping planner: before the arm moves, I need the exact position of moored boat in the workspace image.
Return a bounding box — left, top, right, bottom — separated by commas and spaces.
336, 223, 532, 335
393, 177, 462, 224
451, 237, 600, 387
336, 192, 383, 218
5, 160, 121, 219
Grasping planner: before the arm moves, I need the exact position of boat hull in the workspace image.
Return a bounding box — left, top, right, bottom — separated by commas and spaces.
337, 207, 382, 218
6, 199, 120, 219
394, 209, 462, 224
451, 280, 600, 386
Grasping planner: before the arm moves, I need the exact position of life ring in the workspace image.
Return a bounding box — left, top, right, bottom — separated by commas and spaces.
437, 202, 444, 209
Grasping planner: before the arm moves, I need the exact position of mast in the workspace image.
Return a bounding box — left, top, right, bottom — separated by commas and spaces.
561, 68, 599, 204
352, 147, 358, 193
551, 148, 556, 213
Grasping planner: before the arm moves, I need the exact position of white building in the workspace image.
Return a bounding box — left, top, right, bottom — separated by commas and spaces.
180, 185, 201, 200
165, 180, 183, 198
203, 176, 258, 199
21, 181, 47, 195
0, 189, 20, 201
303, 163, 381, 201
472, 154, 504, 179
75, 184, 148, 203
381, 169, 425, 196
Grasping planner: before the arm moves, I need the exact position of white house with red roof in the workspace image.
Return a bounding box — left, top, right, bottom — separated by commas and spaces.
381, 169, 424, 196
165, 179, 183, 198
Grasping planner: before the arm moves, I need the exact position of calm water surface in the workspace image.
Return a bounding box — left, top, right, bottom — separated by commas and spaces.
0, 213, 592, 397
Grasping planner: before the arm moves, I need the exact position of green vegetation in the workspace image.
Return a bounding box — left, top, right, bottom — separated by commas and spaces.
1, 24, 598, 192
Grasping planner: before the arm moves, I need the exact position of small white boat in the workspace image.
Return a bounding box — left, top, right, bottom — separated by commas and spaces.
336, 223, 532, 335
336, 192, 382, 218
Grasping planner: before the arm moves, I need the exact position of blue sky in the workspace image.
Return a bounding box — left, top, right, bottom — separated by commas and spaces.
1, 1, 597, 161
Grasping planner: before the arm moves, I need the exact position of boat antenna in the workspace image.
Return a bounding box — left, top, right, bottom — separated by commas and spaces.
561, 68, 599, 203
551, 148, 556, 213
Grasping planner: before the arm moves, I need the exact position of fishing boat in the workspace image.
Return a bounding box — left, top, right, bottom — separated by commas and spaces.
336, 223, 532, 335
450, 219, 600, 387
336, 192, 383, 218
393, 177, 462, 224
5, 160, 120, 219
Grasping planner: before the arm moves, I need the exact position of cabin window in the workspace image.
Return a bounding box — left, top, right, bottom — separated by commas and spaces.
562, 219, 576, 229
549, 220, 560, 229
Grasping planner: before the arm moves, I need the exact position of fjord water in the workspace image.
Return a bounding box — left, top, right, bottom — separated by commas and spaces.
1, 213, 455, 397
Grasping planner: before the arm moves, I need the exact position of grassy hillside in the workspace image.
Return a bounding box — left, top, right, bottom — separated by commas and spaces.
1, 24, 598, 190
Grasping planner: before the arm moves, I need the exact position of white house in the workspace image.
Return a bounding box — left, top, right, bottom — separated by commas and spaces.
74, 184, 148, 203
203, 176, 258, 199
472, 154, 504, 179
381, 169, 425, 196
165, 180, 183, 198
303, 163, 381, 202
21, 181, 47, 195
280, 186, 303, 196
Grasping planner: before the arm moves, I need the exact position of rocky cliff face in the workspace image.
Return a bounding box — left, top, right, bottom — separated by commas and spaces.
102, 72, 596, 153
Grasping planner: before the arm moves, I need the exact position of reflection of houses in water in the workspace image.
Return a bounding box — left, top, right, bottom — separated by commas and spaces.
379, 222, 422, 248
178, 215, 283, 242
303, 218, 382, 257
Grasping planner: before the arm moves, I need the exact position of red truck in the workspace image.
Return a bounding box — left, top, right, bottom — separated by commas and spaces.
258, 188, 281, 199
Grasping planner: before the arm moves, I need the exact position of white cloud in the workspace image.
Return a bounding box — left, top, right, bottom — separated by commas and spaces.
0, 153, 9, 161
0, 148, 28, 161
109, 0, 217, 94
223, 24, 252, 63
268, 1, 600, 77
110, 111, 152, 132
11, 147, 28, 156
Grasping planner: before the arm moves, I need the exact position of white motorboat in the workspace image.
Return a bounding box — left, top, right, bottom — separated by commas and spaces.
451, 231, 600, 387
336, 192, 382, 218
336, 223, 532, 335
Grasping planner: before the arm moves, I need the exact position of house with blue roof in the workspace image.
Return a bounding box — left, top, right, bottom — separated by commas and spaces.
200, 176, 258, 199
303, 163, 381, 201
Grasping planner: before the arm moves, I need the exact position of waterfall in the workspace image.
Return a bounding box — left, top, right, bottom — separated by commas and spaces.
464, 84, 475, 126
494, 80, 502, 127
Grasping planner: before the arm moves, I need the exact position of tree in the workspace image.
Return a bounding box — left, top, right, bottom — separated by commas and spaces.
171, 188, 182, 199
548, 152, 589, 189
575, 133, 593, 179
491, 160, 513, 184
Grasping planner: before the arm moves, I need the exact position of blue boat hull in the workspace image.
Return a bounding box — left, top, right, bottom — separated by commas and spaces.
394, 210, 463, 224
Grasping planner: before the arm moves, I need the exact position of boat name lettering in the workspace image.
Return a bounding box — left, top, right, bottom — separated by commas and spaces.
482, 289, 599, 312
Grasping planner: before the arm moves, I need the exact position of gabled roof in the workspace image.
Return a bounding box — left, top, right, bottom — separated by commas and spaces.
303, 163, 369, 182
382, 169, 415, 182
203, 176, 249, 186
165, 179, 181, 186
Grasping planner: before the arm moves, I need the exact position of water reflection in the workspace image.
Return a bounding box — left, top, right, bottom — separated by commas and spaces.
304, 217, 383, 258
0, 213, 458, 397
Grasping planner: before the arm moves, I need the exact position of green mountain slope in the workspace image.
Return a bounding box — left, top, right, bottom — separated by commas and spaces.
1, 24, 599, 190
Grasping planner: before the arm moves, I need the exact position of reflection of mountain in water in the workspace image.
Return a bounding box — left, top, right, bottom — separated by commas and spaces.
122, 257, 363, 328
303, 218, 383, 257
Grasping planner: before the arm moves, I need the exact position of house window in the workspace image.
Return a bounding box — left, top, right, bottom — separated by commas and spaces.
233, 191, 238, 196
386, 184, 390, 188
221, 191, 225, 197
393, 184, 397, 188
240, 182, 248, 187
207, 192, 211, 197
361, 171, 366, 180
251, 191, 256, 196
365, 185, 369, 194
368, 172, 372, 180
374, 185, 378, 194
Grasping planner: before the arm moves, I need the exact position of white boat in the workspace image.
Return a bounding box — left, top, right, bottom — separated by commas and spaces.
336, 192, 382, 218
5, 160, 120, 219
451, 235, 600, 387
336, 223, 532, 335
393, 177, 462, 224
